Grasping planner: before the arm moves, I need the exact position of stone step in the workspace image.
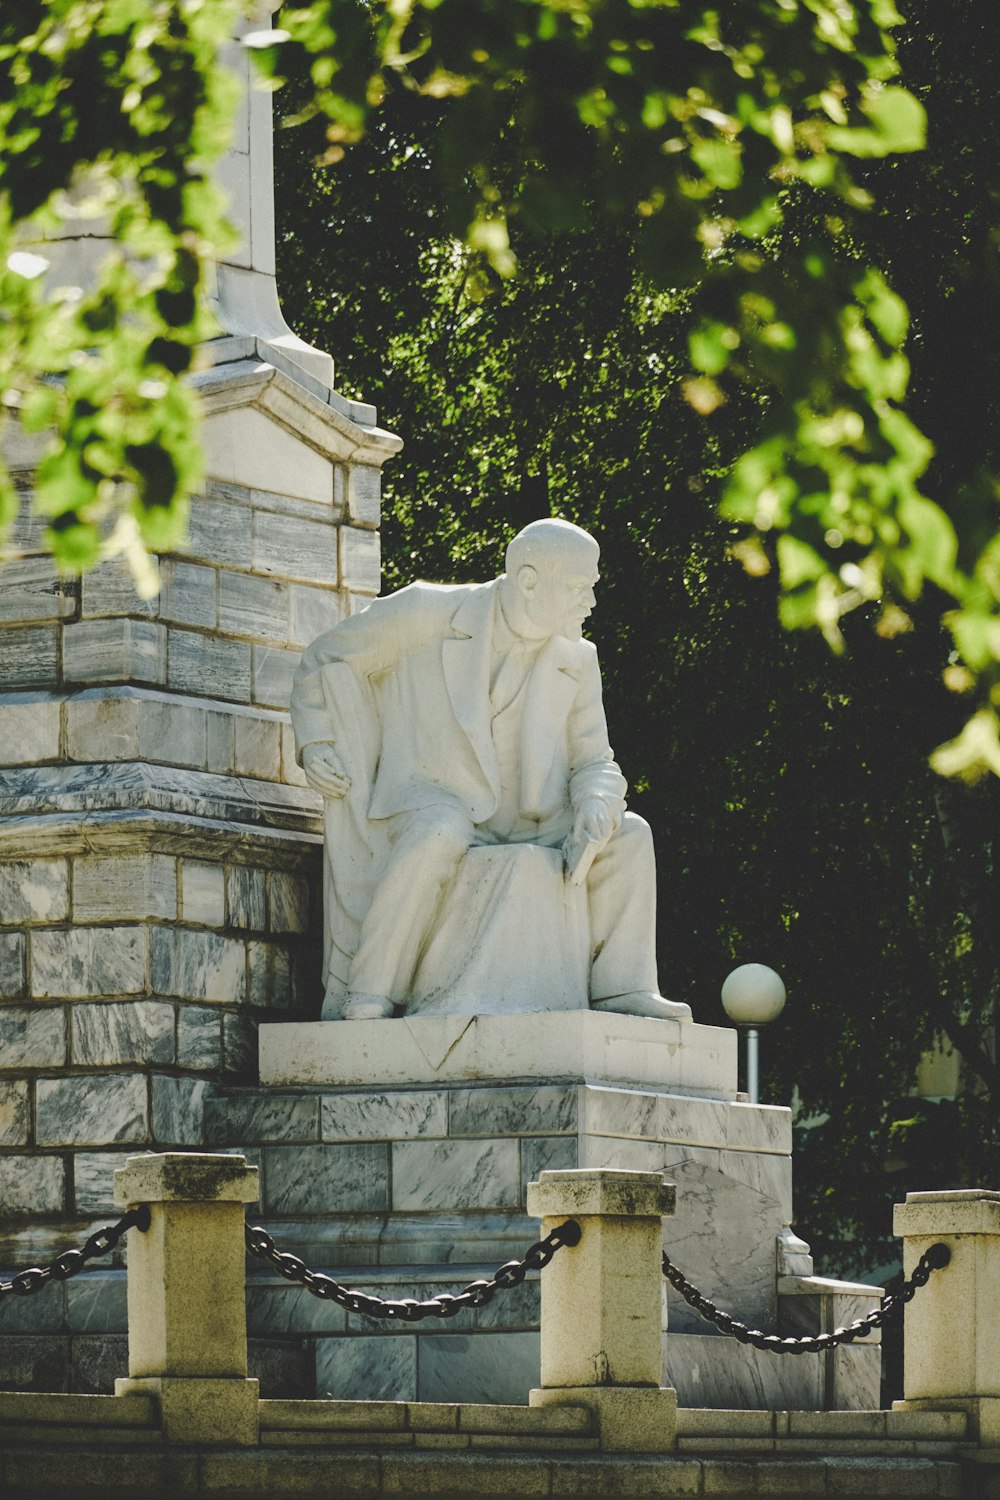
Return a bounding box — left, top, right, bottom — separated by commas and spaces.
259, 1396, 595, 1437
0, 1391, 157, 1429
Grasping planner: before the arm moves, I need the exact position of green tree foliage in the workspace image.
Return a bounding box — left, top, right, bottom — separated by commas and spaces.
273, 8, 1000, 1272
0, 0, 243, 580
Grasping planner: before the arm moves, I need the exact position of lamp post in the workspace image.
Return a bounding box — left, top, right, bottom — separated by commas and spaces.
721, 963, 786, 1104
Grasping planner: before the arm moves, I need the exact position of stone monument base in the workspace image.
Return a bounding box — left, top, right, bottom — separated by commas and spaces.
205, 1011, 880, 1407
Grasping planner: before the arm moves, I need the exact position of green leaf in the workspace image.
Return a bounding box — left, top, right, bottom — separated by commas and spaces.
864, 87, 927, 154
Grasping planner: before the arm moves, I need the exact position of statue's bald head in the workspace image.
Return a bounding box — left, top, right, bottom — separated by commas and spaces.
505, 518, 599, 578
502, 519, 601, 642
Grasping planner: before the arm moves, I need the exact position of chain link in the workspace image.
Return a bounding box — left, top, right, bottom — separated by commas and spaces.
662, 1241, 951, 1355
0, 1204, 151, 1301
245, 1218, 582, 1322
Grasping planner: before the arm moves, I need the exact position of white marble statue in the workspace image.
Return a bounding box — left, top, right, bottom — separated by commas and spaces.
291, 518, 690, 1023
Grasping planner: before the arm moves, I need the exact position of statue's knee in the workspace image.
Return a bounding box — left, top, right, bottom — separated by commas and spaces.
618, 811, 653, 847
414, 807, 471, 872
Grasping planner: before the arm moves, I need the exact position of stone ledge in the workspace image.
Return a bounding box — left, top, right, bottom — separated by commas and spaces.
259, 1012, 737, 1096
0, 763, 320, 836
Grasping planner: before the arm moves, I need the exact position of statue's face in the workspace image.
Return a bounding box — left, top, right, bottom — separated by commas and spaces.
521, 553, 599, 641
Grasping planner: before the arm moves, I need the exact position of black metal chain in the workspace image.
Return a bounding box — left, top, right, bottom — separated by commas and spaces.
662, 1240, 951, 1355
0, 1205, 151, 1301
245, 1217, 583, 1322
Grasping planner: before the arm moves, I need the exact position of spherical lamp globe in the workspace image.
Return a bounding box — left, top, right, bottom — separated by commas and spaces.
721, 964, 786, 1026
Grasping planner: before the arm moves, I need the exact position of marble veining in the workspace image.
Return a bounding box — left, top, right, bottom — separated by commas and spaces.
206, 1092, 320, 1145
417, 1330, 539, 1405
448, 1084, 578, 1138
321, 1091, 448, 1142
35, 1074, 148, 1147
71, 1000, 175, 1067
391, 1139, 521, 1212
263, 1143, 389, 1215
315, 1332, 416, 1401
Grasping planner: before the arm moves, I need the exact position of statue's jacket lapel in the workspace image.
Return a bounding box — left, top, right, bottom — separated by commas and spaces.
442, 584, 501, 803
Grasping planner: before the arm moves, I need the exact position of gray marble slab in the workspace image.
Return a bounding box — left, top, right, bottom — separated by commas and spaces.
204, 1092, 319, 1145
222, 1011, 258, 1077
152, 1075, 208, 1146
252, 644, 301, 710
219, 570, 288, 644
63, 618, 167, 685
247, 1281, 346, 1336
73, 1152, 136, 1214
0, 1079, 28, 1145
73, 853, 177, 923
247, 941, 292, 1010
177, 1006, 223, 1071
185, 497, 253, 569
448, 1085, 579, 1138
179, 860, 226, 926
0, 857, 69, 922
315, 1331, 416, 1401
227, 866, 266, 931
80, 557, 157, 619
0, 931, 25, 997
0, 1153, 66, 1214
288, 583, 342, 649
0, 692, 61, 765
392, 1139, 521, 1213
71, 1000, 175, 1067
320, 1091, 448, 1143
137, 695, 209, 770
474, 1276, 540, 1333
0, 556, 74, 623
151, 928, 247, 1004
167, 627, 252, 703
65, 1272, 128, 1333
521, 1136, 578, 1202
267, 871, 310, 935
36, 1074, 148, 1147
160, 559, 218, 629
417, 1330, 539, 1405
831, 1343, 882, 1410
0, 1005, 65, 1068
32, 924, 146, 999
253, 511, 339, 587
263, 1143, 389, 1215
665, 1331, 824, 1410
580, 1085, 792, 1155
0, 624, 59, 688
233, 714, 282, 780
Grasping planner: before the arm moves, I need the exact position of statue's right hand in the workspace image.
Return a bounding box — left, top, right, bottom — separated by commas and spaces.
302, 743, 351, 798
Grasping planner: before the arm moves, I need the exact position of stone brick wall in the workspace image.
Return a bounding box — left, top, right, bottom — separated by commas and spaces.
0, 360, 399, 1303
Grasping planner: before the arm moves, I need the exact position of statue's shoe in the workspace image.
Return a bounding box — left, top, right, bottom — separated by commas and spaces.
592, 992, 692, 1021
343, 992, 395, 1020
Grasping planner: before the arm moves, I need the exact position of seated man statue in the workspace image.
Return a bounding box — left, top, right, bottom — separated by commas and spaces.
290, 517, 690, 1023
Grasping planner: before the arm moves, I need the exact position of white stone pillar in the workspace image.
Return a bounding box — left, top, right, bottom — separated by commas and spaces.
893, 1189, 1000, 1444
527, 1168, 677, 1453
113, 1152, 260, 1446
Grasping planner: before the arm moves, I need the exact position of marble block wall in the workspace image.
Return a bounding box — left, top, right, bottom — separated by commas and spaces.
0, 360, 399, 1307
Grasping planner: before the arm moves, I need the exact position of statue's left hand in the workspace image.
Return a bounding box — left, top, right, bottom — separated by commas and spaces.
302, 743, 352, 798
573, 797, 616, 847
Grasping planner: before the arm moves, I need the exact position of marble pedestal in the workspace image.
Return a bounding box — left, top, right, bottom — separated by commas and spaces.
228, 1012, 882, 1408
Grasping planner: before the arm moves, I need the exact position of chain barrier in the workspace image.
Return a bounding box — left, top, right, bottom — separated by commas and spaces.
0, 1205, 151, 1302
245, 1216, 582, 1322
662, 1240, 951, 1355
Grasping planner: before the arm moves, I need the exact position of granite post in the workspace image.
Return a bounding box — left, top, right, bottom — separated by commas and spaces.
893, 1188, 1000, 1446
528, 1168, 678, 1453
113, 1152, 260, 1445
